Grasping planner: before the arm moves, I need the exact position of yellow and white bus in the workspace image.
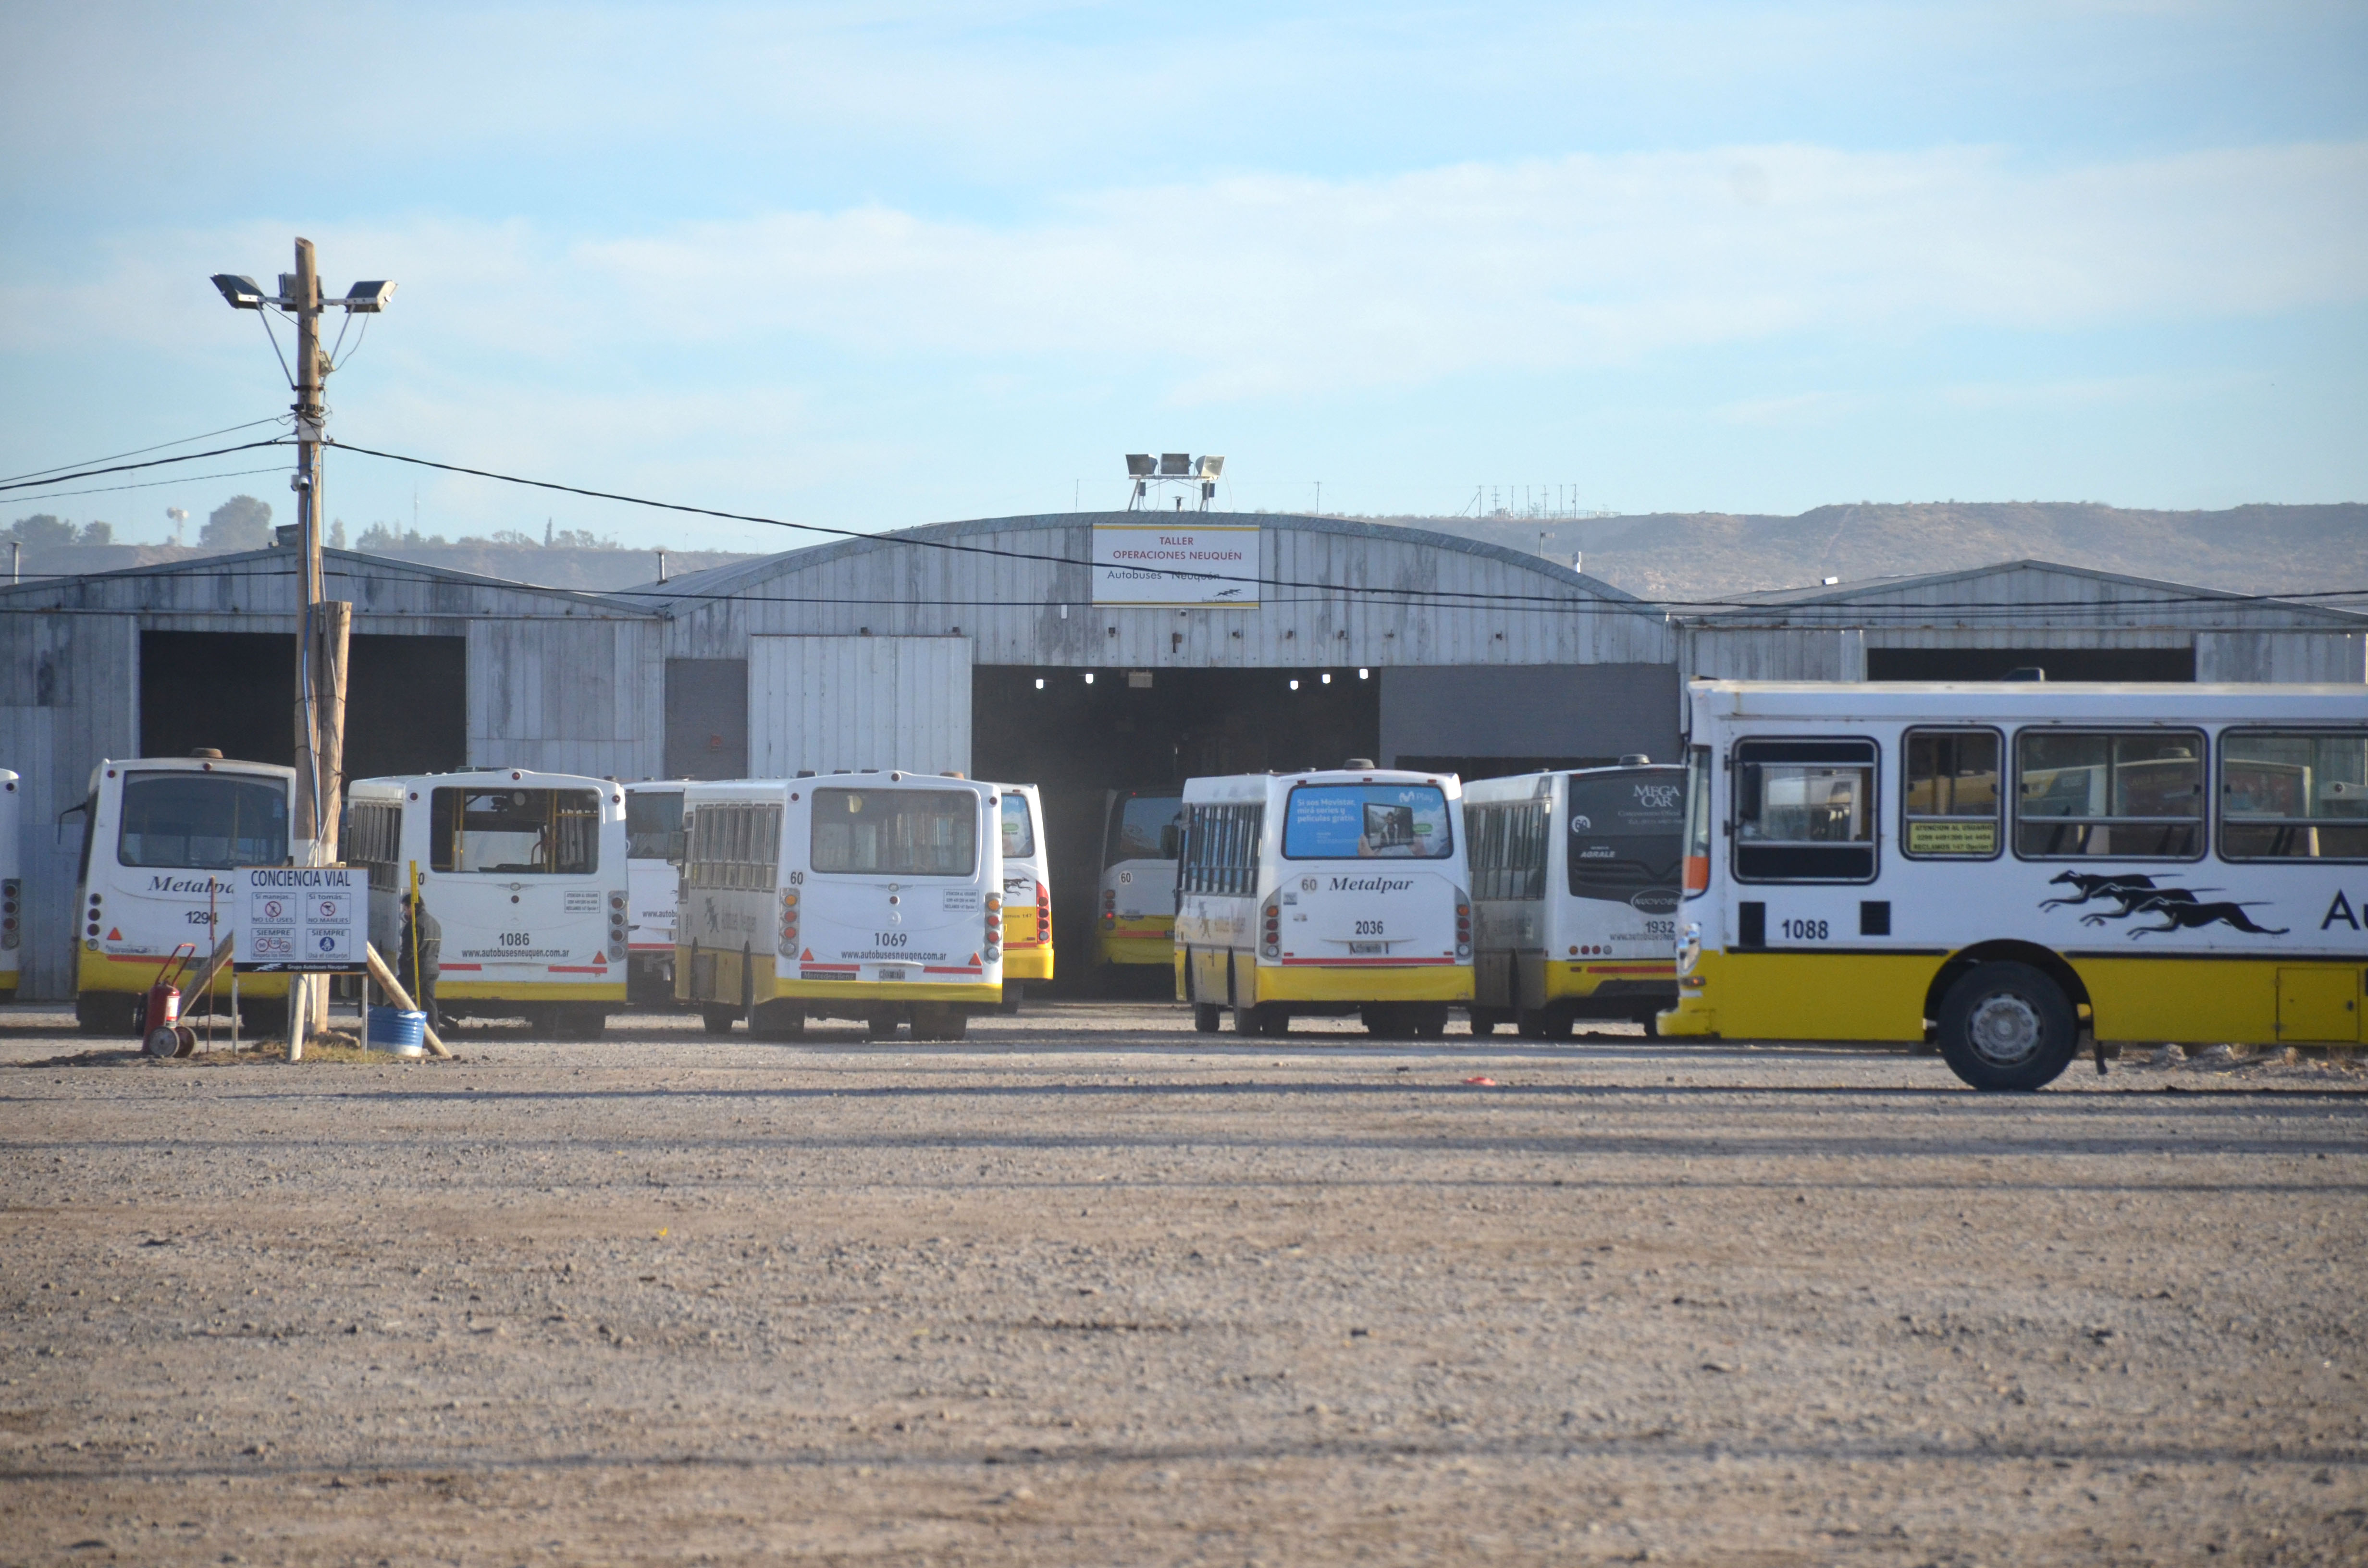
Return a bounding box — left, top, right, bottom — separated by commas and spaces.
0, 770, 20, 998
1465, 759, 1685, 1038
1173, 765, 1474, 1037
1662, 682, 2368, 1089
624, 780, 687, 1003
984, 782, 1052, 1004
676, 772, 1005, 1041
70, 754, 295, 1033
1094, 787, 1182, 977
345, 769, 629, 1037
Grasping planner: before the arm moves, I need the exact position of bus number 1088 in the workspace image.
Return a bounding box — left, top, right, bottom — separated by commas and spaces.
1779, 918, 1829, 941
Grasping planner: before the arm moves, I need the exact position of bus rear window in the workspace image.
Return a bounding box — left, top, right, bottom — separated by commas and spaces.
1000, 794, 1036, 860
1106, 794, 1182, 864
117, 772, 288, 870
1566, 772, 1684, 899
811, 788, 977, 876
432, 787, 602, 874
626, 791, 685, 862
1283, 784, 1453, 859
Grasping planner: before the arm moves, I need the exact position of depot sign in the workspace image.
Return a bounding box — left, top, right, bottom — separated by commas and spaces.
1091, 524, 1259, 608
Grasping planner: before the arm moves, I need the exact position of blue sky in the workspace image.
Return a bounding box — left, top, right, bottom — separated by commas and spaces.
2, 1, 2363, 551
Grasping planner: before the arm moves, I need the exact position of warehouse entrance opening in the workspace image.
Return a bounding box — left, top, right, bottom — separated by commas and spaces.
971, 665, 1380, 991
139, 631, 468, 781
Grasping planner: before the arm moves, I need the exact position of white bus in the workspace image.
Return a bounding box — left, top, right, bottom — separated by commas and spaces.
676, 771, 1005, 1041
345, 768, 629, 1038
984, 782, 1052, 1006
1465, 759, 1685, 1037
1173, 765, 1474, 1037
0, 770, 19, 999
70, 753, 295, 1034
624, 781, 687, 1003
1094, 786, 1183, 980
1662, 682, 2368, 1090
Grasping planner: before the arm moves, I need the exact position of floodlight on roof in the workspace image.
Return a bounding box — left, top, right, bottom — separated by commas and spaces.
1196, 455, 1224, 480
341, 280, 397, 313
211, 273, 268, 309
1125, 453, 1157, 477
1159, 453, 1191, 476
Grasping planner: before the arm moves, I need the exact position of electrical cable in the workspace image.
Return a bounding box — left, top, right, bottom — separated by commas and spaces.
0, 416, 288, 487
0, 441, 291, 495
0, 466, 291, 507
257, 309, 297, 390
328, 441, 2368, 620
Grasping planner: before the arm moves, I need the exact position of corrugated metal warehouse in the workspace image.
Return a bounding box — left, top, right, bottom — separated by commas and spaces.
3, 522, 2360, 996
1677, 560, 2368, 685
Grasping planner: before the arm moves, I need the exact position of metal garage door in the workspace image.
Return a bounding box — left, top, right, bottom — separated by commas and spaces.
746, 636, 973, 777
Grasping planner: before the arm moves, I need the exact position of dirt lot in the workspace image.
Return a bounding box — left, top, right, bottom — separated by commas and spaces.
2, 1000, 2364, 1566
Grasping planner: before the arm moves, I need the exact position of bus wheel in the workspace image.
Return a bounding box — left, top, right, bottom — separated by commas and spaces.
752, 1001, 805, 1041
1937, 962, 2077, 1091
700, 1006, 739, 1035
864, 1010, 903, 1041
999, 984, 1024, 1016
557, 1005, 608, 1040
76, 992, 138, 1037
1231, 1004, 1269, 1035
1515, 1008, 1570, 1041
1360, 1004, 1406, 1039
1633, 1009, 1662, 1039
1193, 1003, 1222, 1033
1405, 1004, 1449, 1040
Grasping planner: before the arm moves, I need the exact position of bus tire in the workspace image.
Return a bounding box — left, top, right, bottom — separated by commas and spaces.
1361, 1004, 1407, 1039
1406, 1004, 1448, 1040
1193, 1003, 1222, 1033
76, 992, 138, 1037
700, 1006, 739, 1035
752, 1001, 805, 1041
1231, 1003, 1268, 1035
559, 1005, 609, 1040
1633, 1009, 1662, 1039
1937, 962, 2077, 1091
1516, 1007, 1569, 1041
911, 1002, 961, 1041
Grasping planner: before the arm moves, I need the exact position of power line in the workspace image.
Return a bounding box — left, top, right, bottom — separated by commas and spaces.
0, 416, 288, 487
0, 466, 292, 507
0, 441, 291, 496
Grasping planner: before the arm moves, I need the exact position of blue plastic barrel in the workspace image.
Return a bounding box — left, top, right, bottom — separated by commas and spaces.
368, 1005, 427, 1054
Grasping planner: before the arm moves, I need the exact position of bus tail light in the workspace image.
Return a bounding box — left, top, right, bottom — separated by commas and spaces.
1453, 888, 1472, 959
779, 888, 799, 955
1101, 887, 1116, 930
985, 891, 1002, 960
1260, 896, 1280, 959
1036, 879, 1051, 943
1, 878, 16, 949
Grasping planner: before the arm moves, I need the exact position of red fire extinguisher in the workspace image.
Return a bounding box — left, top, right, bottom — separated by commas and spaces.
142, 944, 197, 1059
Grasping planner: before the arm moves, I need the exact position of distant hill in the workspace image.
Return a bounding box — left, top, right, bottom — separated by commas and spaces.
1367, 502, 2368, 605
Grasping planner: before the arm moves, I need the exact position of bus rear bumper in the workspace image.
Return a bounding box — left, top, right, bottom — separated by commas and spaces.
1258, 962, 1474, 1005
1096, 927, 1174, 967
1002, 945, 1054, 983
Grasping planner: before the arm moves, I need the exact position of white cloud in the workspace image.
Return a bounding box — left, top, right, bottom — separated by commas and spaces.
572, 140, 2368, 396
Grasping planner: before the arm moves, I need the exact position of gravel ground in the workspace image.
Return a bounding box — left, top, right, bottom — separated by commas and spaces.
2, 999, 2364, 1567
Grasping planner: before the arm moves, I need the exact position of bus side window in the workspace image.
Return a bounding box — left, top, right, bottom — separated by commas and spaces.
2015, 729, 2205, 860
2219, 728, 2368, 861
1733, 739, 1878, 883
1902, 729, 2001, 858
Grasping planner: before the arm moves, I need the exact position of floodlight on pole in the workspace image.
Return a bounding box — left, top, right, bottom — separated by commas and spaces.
211, 273, 268, 309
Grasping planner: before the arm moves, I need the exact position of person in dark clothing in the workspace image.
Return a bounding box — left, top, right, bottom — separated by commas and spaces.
397, 891, 444, 1028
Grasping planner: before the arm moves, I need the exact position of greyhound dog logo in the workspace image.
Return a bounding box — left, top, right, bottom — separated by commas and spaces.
2041, 871, 2286, 938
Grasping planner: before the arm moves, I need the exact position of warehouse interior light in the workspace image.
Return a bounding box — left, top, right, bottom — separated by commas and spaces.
1034, 677, 1045, 689
1321, 672, 1331, 683
1084, 672, 1095, 684
1289, 679, 1300, 691
1358, 668, 1369, 679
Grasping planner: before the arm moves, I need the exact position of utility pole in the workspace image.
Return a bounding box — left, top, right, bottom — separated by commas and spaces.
212, 243, 394, 1059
